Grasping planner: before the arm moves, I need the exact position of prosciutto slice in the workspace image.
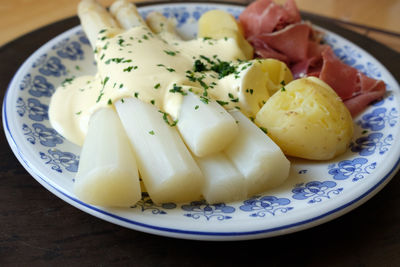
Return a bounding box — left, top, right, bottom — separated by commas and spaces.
240, 0, 386, 116
249, 23, 311, 63
320, 47, 386, 116
239, 0, 301, 37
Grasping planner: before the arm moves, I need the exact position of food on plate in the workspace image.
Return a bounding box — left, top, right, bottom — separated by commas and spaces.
226, 110, 290, 196
256, 77, 354, 160
240, 0, 386, 116
195, 152, 246, 204
197, 9, 254, 59
49, 0, 292, 206
115, 98, 204, 204
75, 107, 141, 207
48, 0, 381, 207
176, 91, 238, 157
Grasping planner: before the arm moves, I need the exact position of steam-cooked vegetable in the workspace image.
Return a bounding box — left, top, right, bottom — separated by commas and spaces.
115, 97, 204, 204
177, 91, 238, 157
225, 110, 290, 197
195, 153, 246, 204
74, 107, 141, 207
110, 0, 146, 29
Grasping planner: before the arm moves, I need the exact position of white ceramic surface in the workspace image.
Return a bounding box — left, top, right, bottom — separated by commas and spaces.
3, 3, 400, 241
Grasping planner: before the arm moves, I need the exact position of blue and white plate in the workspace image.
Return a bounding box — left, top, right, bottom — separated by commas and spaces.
3, 3, 400, 240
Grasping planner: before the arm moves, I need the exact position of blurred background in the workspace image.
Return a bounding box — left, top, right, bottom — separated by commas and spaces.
0, 0, 399, 51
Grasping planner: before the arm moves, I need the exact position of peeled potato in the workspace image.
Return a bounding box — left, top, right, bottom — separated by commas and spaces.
255, 77, 354, 160
198, 9, 244, 36
197, 10, 253, 59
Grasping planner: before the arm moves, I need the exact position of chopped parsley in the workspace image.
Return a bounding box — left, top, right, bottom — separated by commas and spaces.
200, 96, 209, 104
107, 99, 112, 105
96, 92, 104, 103
105, 57, 132, 64
246, 88, 254, 94
216, 100, 229, 106
228, 93, 239, 102
157, 64, 175, 72
154, 83, 161, 89
149, 130, 155, 135
118, 38, 125, 46
158, 110, 178, 126
260, 127, 268, 134
193, 60, 207, 72
164, 50, 179, 56
61, 76, 75, 87
123, 66, 138, 72
169, 84, 187, 95
280, 80, 287, 91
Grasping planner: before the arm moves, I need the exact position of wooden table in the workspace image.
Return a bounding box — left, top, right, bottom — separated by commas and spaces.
1, 1, 399, 266
1, 0, 400, 51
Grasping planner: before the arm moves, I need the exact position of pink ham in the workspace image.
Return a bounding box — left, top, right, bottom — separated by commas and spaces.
249, 23, 312, 63
240, 0, 386, 116
239, 0, 301, 37
319, 47, 386, 116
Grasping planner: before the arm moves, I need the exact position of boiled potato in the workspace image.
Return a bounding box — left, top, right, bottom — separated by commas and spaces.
198, 10, 253, 59
198, 9, 244, 36
255, 77, 354, 160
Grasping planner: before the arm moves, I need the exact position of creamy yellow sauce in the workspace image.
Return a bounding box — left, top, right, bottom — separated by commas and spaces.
49, 25, 271, 146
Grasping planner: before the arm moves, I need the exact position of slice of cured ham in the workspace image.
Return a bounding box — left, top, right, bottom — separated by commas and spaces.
249, 23, 311, 63
319, 47, 386, 116
240, 0, 386, 116
239, 0, 301, 37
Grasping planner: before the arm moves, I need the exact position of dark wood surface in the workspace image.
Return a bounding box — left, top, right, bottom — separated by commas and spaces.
1, 2, 399, 266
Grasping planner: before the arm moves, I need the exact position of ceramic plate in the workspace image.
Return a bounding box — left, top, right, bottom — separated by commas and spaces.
3, 3, 400, 241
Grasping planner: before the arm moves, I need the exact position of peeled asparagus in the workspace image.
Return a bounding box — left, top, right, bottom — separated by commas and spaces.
225, 110, 290, 197
195, 153, 246, 204
115, 97, 204, 204
177, 92, 238, 157
78, 0, 120, 48
74, 107, 141, 207
146, 12, 181, 38
109, 0, 146, 30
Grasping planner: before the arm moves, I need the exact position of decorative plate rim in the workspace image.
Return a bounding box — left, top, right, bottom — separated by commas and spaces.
3, 2, 400, 241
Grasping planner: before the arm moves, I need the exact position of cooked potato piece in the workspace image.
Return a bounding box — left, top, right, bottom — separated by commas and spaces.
198, 9, 244, 36
255, 77, 354, 160
197, 9, 253, 59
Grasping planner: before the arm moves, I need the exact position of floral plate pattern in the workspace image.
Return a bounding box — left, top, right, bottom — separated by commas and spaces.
3, 3, 400, 241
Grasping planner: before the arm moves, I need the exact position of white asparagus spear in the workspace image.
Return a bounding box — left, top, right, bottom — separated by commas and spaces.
176, 91, 238, 157
195, 153, 246, 204
115, 97, 204, 204
74, 107, 141, 207
225, 110, 290, 197
146, 12, 181, 38
109, 0, 146, 30
78, 0, 120, 49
